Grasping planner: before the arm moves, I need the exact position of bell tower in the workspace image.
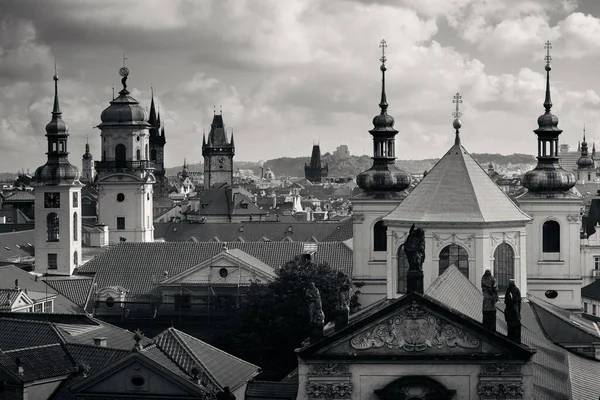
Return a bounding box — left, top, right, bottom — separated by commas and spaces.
33, 69, 83, 276
95, 64, 155, 243
81, 139, 95, 184
202, 110, 235, 189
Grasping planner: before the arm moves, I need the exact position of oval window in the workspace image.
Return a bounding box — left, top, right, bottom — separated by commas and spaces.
131, 376, 145, 387
105, 296, 115, 307
117, 193, 125, 202
545, 290, 558, 299
219, 268, 228, 278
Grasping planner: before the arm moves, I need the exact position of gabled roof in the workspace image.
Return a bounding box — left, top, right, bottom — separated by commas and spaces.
3, 190, 35, 202
0, 317, 64, 350
0, 344, 76, 383
153, 327, 260, 391
77, 241, 352, 294
44, 275, 95, 308
582, 279, 600, 301
385, 143, 531, 224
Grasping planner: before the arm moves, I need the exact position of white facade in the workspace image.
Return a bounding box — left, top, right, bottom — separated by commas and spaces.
34, 185, 82, 276
518, 195, 583, 309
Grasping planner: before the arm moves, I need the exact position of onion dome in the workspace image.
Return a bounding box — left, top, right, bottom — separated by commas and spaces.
98, 66, 150, 128
357, 39, 412, 193
522, 41, 576, 192
82, 141, 93, 160
34, 72, 81, 185
577, 127, 594, 169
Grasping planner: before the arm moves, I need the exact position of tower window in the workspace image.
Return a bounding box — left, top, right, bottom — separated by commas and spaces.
397, 245, 409, 294
73, 212, 78, 241
439, 244, 469, 278
47, 213, 59, 242
117, 217, 125, 230
74, 250, 78, 266
542, 220, 560, 253
151, 149, 157, 161
48, 253, 57, 269
115, 144, 126, 168
373, 221, 387, 252
72, 192, 78, 208
136, 149, 141, 161
493, 243, 514, 293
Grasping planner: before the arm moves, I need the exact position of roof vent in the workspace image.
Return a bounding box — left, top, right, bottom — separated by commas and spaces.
288, 226, 293, 233
93, 337, 107, 347
4, 246, 10, 251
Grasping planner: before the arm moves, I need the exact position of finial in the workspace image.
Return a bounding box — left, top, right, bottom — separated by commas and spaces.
453, 92, 463, 144
543, 41, 552, 111
378, 39, 388, 114
220, 105, 222, 115
112, 84, 115, 100
123, 53, 127, 68
52, 59, 61, 116
119, 54, 129, 91
584, 124, 586, 142
151, 86, 154, 98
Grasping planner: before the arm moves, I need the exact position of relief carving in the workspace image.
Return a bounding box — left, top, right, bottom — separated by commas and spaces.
478, 382, 523, 399
307, 382, 352, 399
308, 363, 349, 376
480, 363, 521, 376
350, 301, 480, 352
393, 231, 407, 247
432, 233, 475, 250
352, 214, 365, 223
567, 214, 581, 222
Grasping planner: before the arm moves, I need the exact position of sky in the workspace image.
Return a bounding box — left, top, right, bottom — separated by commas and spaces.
2, 0, 600, 172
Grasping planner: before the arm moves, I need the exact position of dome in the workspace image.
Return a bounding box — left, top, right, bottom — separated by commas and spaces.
34, 161, 81, 185
577, 154, 594, 169
356, 165, 412, 192
99, 90, 149, 127
522, 165, 576, 192
536, 113, 560, 131
372, 113, 395, 130
45, 116, 68, 135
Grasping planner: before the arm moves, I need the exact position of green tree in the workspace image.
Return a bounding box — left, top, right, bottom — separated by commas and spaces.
215, 258, 362, 380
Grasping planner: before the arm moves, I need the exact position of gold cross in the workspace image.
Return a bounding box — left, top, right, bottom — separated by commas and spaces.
544, 41, 552, 65
453, 92, 462, 118
379, 39, 387, 64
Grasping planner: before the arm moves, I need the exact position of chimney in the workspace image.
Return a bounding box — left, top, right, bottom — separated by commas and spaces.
15, 357, 23, 375
93, 337, 107, 347
14, 279, 19, 290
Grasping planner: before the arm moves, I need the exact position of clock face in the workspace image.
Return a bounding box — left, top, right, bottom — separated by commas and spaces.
218, 156, 225, 164
44, 192, 60, 208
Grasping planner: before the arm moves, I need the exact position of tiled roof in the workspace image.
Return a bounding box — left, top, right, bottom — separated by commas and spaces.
568, 352, 600, 400
57, 318, 152, 350
0, 231, 35, 262
0, 344, 75, 382
3, 190, 35, 202
0, 317, 63, 351
582, 279, 600, 301
154, 328, 260, 391
45, 275, 95, 307
140, 344, 191, 381
155, 218, 353, 243
0, 289, 21, 310
77, 241, 352, 294
385, 143, 531, 224
245, 381, 298, 400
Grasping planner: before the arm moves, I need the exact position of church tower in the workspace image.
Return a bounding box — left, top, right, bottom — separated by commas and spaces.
304, 144, 328, 183
576, 127, 595, 184
202, 112, 235, 189
351, 40, 412, 305
81, 140, 95, 184
95, 65, 155, 243
517, 41, 582, 309
148, 89, 167, 197
33, 70, 82, 276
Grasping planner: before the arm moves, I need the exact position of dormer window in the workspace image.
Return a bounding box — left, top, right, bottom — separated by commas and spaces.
240, 203, 248, 209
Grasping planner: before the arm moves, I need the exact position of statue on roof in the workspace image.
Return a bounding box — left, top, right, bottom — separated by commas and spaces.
404, 224, 425, 271
504, 280, 522, 343
306, 282, 325, 326
481, 269, 499, 332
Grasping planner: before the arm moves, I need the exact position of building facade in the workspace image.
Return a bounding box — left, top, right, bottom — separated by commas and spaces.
202, 113, 235, 189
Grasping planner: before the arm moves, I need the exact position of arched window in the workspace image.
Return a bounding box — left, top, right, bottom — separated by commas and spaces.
115, 144, 126, 168
373, 221, 387, 252
493, 243, 514, 293
73, 251, 78, 266
73, 212, 78, 241
439, 244, 469, 277
151, 149, 157, 161
542, 220, 560, 253
47, 213, 59, 241
397, 245, 409, 293
145, 144, 149, 160
136, 149, 141, 161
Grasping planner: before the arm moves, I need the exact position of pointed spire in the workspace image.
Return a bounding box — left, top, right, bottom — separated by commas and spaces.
578, 140, 581, 152
593, 142, 596, 159
157, 105, 161, 126
230, 129, 235, 147
583, 124, 587, 143
378, 39, 388, 114
543, 40, 553, 112
452, 92, 463, 145
52, 62, 61, 116
202, 132, 207, 147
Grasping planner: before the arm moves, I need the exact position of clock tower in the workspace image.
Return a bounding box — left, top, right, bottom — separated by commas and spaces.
202, 112, 235, 189
95, 66, 155, 243
33, 71, 83, 276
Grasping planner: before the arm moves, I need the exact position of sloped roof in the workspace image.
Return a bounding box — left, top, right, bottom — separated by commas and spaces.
77, 241, 352, 294
582, 279, 600, 301
0, 317, 63, 351
0, 344, 75, 383
44, 275, 95, 308
153, 327, 260, 391
246, 381, 298, 400
3, 190, 34, 202
0, 231, 35, 262
568, 352, 600, 400
385, 143, 531, 224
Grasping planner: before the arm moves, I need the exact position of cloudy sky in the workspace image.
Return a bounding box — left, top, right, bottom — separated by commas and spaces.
1, 0, 600, 172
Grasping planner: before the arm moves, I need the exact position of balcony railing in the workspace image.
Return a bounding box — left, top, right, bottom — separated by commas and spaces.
592, 269, 600, 278
95, 160, 154, 172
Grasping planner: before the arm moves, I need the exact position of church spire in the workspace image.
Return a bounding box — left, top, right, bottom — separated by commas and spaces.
452, 92, 463, 145
543, 40, 553, 112
378, 39, 388, 114
52, 62, 61, 116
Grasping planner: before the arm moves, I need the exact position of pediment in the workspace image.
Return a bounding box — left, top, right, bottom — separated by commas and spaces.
303, 294, 533, 361
70, 352, 204, 397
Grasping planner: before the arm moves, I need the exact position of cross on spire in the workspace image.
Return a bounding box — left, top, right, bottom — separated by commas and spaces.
453, 92, 462, 119
123, 53, 127, 68
379, 39, 387, 64
544, 40, 552, 66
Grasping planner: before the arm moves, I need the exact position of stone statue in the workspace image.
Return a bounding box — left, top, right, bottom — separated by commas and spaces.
336, 272, 352, 311
504, 280, 522, 343
404, 224, 426, 271
481, 270, 499, 311
481, 269, 499, 332
306, 282, 325, 325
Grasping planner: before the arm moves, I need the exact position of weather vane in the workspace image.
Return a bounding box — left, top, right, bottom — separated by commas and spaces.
379, 39, 387, 64
544, 40, 552, 66
453, 92, 462, 119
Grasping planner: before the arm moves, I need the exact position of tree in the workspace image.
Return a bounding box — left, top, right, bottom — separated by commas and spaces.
214, 258, 362, 380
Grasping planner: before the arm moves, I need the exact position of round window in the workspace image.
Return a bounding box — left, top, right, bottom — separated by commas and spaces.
105, 296, 115, 307
136, 135, 140, 142
130, 376, 145, 387
117, 193, 125, 202
544, 290, 558, 299
219, 268, 228, 278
